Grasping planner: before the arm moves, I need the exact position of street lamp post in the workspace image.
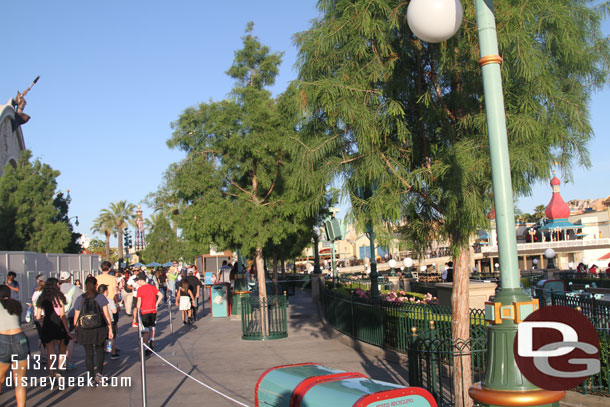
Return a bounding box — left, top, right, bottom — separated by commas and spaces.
407, 1, 565, 405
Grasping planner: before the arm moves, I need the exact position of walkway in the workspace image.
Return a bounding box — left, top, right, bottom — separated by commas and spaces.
0, 289, 408, 407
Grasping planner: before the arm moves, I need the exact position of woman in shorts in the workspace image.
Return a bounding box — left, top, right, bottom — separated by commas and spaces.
35, 277, 70, 378
0, 284, 29, 407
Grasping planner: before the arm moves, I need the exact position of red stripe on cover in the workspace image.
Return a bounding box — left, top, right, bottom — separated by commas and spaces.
254, 363, 319, 407
290, 372, 367, 407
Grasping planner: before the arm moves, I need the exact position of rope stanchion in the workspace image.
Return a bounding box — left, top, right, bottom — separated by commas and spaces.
137, 312, 148, 407
141, 342, 251, 407
167, 298, 174, 334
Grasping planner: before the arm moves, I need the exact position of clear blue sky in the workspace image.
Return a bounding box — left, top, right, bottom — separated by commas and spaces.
2, 1, 608, 246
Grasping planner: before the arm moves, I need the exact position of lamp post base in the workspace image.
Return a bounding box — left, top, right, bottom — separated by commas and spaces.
469, 382, 564, 407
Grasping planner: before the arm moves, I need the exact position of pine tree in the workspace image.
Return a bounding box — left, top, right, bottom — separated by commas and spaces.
293, 1, 609, 404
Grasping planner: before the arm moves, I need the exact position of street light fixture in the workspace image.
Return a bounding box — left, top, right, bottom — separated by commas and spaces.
407, 0, 565, 405
544, 248, 556, 270
403, 257, 413, 278
388, 258, 397, 276
68, 216, 79, 227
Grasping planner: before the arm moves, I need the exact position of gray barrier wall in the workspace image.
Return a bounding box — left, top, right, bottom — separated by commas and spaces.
0, 251, 100, 317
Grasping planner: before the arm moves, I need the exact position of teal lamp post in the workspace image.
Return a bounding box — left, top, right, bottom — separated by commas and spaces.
232, 248, 250, 316
407, 1, 565, 406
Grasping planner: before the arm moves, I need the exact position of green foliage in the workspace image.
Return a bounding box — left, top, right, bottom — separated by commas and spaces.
293, 0, 609, 255
142, 215, 182, 263
91, 210, 115, 261
167, 23, 328, 268
0, 150, 74, 253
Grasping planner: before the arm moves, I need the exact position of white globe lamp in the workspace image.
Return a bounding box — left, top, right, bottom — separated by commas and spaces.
407, 0, 463, 43
403, 257, 414, 268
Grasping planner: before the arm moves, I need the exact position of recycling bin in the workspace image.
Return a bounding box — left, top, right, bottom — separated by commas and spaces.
210, 283, 230, 318
255, 363, 437, 407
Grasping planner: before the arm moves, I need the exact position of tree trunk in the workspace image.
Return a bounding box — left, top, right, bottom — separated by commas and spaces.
451, 248, 473, 407
117, 228, 124, 261
104, 232, 111, 261
255, 247, 269, 336
272, 254, 279, 295
281, 259, 286, 279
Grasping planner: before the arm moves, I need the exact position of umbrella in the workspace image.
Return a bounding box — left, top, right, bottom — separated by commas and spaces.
162, 261, 174, 267
129, 262, 145, 268
146, 262, 162, 267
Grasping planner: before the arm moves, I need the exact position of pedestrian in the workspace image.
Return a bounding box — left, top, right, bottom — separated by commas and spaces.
121, 270, 135, 317
135, 273, 163, 355
186, 268, 202, 321
97, 284, 119, 359
167, 264, 179, 301
96, 261, 119, 308
72, 276, 113, 384
4, 271, 20, 299
218, 260, 232, 285
59, 271, 83, 370
0, 285, 29, 407
128, 269, 140, 328
74, 279, 82, 289
34, 277, 70, 378
445, 261, 454, 283
176, 280, 195, 325
158, 269, 168, 303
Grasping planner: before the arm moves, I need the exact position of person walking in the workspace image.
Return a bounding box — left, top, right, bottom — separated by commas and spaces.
34, 277, 70, 378
98, 284, 119, 360
0, 285, 29, 407
72, 276, 113, 384
5, 271, 20, 299
176, 280, 195, 325
135, 273, 163, 355
121, 270, 135, 317
186, 268, 202, 321
167, 264, 179, 301
96, 261, 119, 308
59, 271, 83, 370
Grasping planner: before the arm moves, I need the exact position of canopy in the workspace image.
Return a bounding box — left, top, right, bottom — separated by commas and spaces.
539, 218, 580, 231
162, 261, 174, 267
146, 262, 162, 267
129, 262, 145, 268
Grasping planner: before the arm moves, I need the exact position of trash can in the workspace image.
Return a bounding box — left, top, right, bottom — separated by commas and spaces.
210, 283, 230, 318
255, 363, 437, 407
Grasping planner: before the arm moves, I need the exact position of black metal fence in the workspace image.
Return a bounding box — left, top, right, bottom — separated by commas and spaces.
241, 295, 288, 340
320, 285, 488, 406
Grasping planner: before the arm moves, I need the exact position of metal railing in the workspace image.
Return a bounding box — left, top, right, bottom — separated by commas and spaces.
241, 295, 288, 340
408, 331, 487, 407
319, 285, 488, 353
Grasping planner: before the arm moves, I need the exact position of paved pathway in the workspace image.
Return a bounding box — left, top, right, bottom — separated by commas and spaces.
1, 289, 408, 407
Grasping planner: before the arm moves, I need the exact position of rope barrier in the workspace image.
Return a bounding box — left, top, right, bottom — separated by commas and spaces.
141, 342, 251, 407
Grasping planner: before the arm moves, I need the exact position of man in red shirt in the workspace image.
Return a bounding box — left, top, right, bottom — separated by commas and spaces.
135, 273, 163, 355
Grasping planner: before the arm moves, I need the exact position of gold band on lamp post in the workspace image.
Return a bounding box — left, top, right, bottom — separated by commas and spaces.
478, 54, 503, 67
469, 383, 565, 406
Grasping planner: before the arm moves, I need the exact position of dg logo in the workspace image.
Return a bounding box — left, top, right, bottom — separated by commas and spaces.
513, 305, 601, 391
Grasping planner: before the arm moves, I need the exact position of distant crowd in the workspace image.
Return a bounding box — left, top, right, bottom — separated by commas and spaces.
0, 258, 254, 406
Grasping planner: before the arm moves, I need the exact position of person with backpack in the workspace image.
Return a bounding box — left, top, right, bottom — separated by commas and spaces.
34, 277, 70, 379
72, 276, 114, 385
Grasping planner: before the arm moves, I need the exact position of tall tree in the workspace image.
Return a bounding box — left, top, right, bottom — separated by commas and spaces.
142, 215, 181, 263
91, 211, 115, 261
168, 23, 325, 313
0, 150, 74, 253
95, 201, 136, 262
294, 1, 609, 405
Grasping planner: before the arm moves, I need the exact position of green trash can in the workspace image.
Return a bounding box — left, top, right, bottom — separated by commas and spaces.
210, 283, 230, 318
255, 363, 437, 407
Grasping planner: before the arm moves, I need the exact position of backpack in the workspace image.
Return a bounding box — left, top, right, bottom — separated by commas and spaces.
78, 295, 104, 329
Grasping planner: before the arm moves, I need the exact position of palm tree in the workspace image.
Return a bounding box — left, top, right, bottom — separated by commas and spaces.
91, 212, 115, 261
144, 212, 166, 232
95, 201, 136, 262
